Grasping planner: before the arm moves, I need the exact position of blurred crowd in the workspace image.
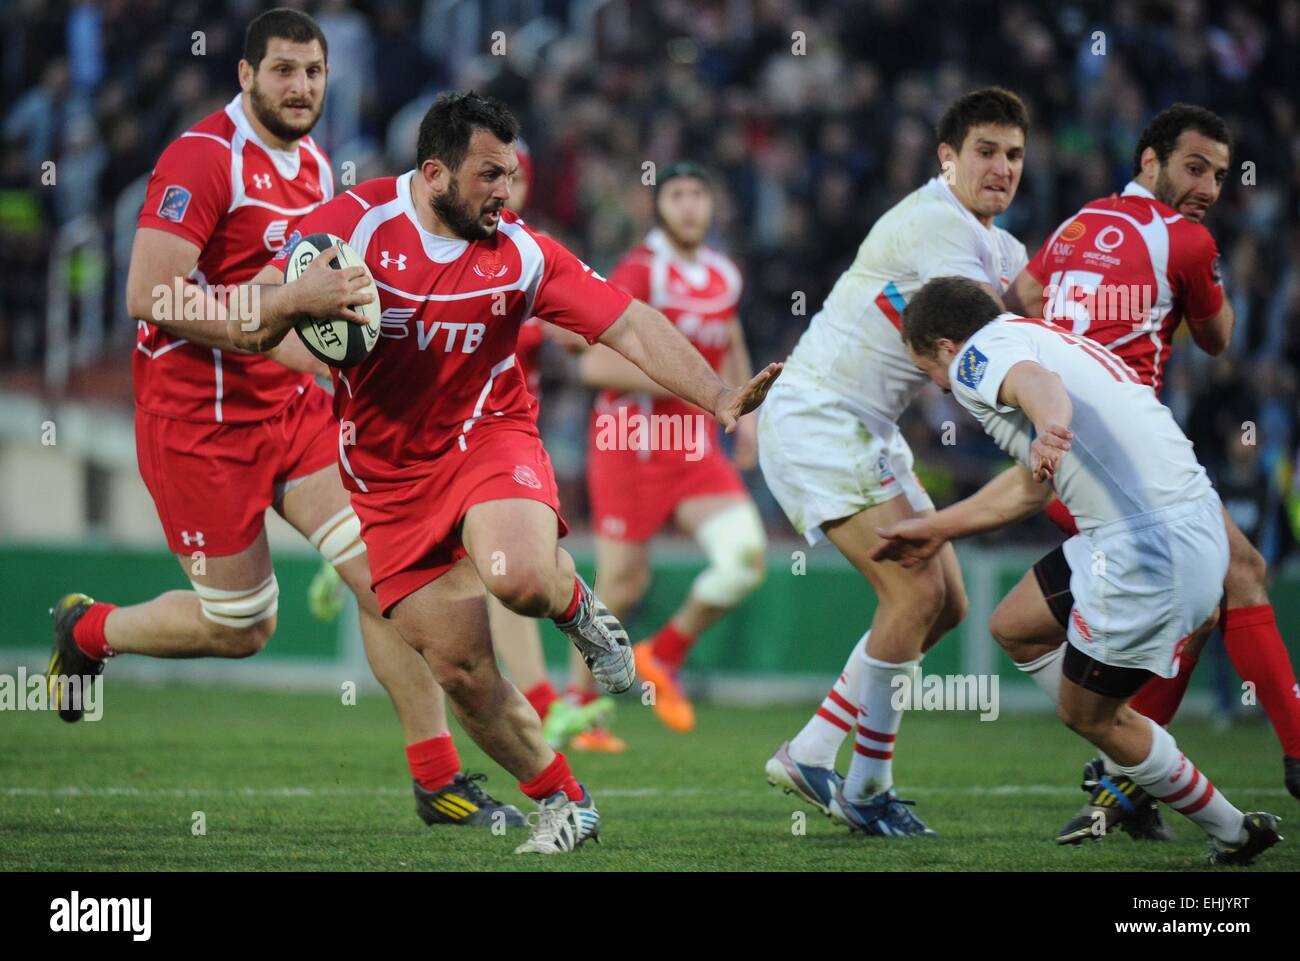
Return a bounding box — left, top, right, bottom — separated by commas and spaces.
3, 0, 1298, 556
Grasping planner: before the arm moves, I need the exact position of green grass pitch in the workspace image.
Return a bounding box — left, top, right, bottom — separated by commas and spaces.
2, 682, 1295, 871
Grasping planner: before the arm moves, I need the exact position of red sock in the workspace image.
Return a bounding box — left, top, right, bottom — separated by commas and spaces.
1130, 649, 1199, 725
72, 603, 117, 660
519, 752, 583, 802
1223, 604, 1300, 757
651, 621, 696, 671
556, 577, 582, 623
524, 680, 560, 720
405, 734, 460, 791
566, 686, 598, 707
1044, 497, 1079, 536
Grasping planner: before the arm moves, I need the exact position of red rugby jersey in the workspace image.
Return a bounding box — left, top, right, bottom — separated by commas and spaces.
599, 230, 742, 438
515, 315, 545, 399
134, 94, 333, 423
271, 172, 632, 491
1025, 182, 1224, 392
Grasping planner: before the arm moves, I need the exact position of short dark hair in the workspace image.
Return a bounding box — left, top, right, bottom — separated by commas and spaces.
1131, 103, 1232, 176
936, 87, 1030, 152
244, 8, 327, 69
416, 91, 520, 172
901, 277, 1003, 355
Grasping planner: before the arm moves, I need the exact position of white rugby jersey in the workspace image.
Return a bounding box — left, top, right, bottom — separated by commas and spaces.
948, 314, 1212, 532
784, 176, 1027, 431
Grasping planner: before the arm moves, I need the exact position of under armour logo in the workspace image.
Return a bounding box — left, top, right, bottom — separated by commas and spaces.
252, 173, 272, 190
181, 530, 205, 547
380, 251, 407, 271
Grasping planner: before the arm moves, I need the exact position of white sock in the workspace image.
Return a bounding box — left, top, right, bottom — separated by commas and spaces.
843, 654, 916, 799
1015, 645, 1064, 707
1117, 718, 1246, 844
788, 631, 868, 769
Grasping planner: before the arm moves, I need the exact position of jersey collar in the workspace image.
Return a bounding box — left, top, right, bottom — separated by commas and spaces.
225, 93, 302, 180
1121, 180, 1156, 200
397, 170, 472, 263
928, 175, 994, 233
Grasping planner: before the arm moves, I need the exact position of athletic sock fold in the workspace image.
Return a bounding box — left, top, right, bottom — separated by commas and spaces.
650, 621, 696, 672
1014, 645, 1064, 707
555, 577, 583, 625
406, 733, 460, 792
519, 751, 582, 802
72, 602, 118, 660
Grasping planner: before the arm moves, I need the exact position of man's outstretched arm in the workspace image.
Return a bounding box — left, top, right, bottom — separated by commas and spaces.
597, 298, 782, 431
870, 464, 1054, 567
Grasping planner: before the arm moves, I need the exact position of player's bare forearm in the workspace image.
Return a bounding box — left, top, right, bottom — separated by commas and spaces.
1006, 270, 1045, 317
598, 299, 728, 415
933, 464, 1052, 541
125, 228, 295, 352
579, 343, 672, 397
268, 329, 329, 377
1188, 300, 1234, 356
999, 361, 1072, 435
226, 274, 302, 353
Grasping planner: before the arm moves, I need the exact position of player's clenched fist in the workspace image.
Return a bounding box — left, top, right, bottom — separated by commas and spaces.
869, 517, 947, 568
715, 362, 783, 433
1030, 423, 1072, 483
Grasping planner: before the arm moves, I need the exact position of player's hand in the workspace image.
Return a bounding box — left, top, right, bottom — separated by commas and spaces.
869, 517, 946, 568
732, 413, 759, 470
290, 246, 375, 327
1030, 423, 1072, 483
715, 362, 783, 434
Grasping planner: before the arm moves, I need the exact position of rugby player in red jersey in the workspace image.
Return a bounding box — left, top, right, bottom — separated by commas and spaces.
1000, 103, 1300, 839
45, 9, 523, 830
485, 138, 617, 751
236, 91, 780, 853
568, 163, 766, 740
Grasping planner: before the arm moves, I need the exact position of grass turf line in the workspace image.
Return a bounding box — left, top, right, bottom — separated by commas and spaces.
1, 682, 1294, 871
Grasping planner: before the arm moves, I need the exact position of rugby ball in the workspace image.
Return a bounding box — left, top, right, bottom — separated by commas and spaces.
287, 233, 382, 368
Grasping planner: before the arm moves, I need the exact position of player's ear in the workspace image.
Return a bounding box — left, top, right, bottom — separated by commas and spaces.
937, 142, 957, 184
1139, 145, 1160, 177
237, 58, 254, 92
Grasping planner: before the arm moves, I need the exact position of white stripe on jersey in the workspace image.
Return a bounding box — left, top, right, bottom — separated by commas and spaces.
644, 228, 742, 315
338, 425, 368, 492
301, 136, 334, 201
212, 348, 224, 423
180, 131, 232, 150
458, 353, 518, 451
135, 338, 190, 360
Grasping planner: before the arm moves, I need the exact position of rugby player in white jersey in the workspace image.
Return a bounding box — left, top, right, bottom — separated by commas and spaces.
870, 277, 1282, 865
760, 88, 1029, 836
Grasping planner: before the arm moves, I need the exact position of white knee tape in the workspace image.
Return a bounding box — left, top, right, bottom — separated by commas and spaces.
193, 575, 279, 629
309, 506, 366, 566
689, 501, 767, 607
